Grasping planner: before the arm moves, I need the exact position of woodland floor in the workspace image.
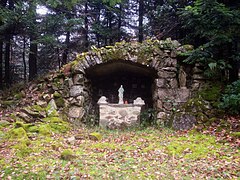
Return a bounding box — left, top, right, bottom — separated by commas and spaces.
0, 126, 239, 180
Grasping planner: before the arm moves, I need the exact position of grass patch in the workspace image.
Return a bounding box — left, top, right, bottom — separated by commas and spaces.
0, 127, 238, 179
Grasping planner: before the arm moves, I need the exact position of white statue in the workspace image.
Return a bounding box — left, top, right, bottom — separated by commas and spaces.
118, 85, 124, 104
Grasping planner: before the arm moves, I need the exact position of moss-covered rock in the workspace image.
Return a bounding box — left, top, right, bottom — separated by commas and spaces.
53, 91, 61, 98
28, 125, 39, 133
54, 97, 65, 108
38, 124, 52, 136
14, 121, 33, 130
60, 149, 76, 160
32, 104, 46, 112
8, 127, 28, 140
49, 123, 69, 133
0, 120, 10, 127
14, 92, 25, 100
42, 117, 70, 133
43, 117, 64, 123
1, 100, 17, 108
89, 132, 102, 141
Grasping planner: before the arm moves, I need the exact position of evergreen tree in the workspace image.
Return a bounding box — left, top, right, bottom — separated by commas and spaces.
180, 0, 240, 81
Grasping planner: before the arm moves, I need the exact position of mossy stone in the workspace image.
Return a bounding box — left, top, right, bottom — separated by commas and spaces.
1, 100, 16, 108
43, 117, 64, 123
14, 121, 33, 131
60, 149, 76, 160
28, 126, 39, 133
0, 120, 10, 127
8, 127, 28, 140
55, 97, 65, 108
50, 123, 69, 133
53, 91, 61, 98
38, 124, 52, 136
89, 132, 102, 141
14, 92, 25, 100
32, 105, 45, 112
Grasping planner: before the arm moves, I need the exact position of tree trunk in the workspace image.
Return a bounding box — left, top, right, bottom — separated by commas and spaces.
138, 0, 144, 42
29, 36, 37, 81
29, 2, 37, 81
4, 0, 14, 86
62, 31, 70, 66
0, 0, 7, 88
22, 36, 26, 82
0, 42, 3, 89
5, 34, 11, 86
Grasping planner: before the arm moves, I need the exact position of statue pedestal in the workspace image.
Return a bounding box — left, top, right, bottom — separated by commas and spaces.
98, 97, 145, 129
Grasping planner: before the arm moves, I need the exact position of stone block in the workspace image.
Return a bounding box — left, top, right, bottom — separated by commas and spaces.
70, 85, 84, 97
156, 100, 163, 109
168, 78, 178, 88
73, 74, 85, 85
99, 104, 143, 129
172, 113, 196, 130
75, 96, 85, 106
175, 89, 191, 103
162, 67, 177, 72
164, 58, 177, 67
157, 112, 167, 119
193, 74, 205, 80
155, 79, 166, 88
72, 63, 85, 74
68, 106, 85, 119
68, 78, 74, 88
163, 102, 173, 111
157, 89, 175, 100
158, 70, 176, 78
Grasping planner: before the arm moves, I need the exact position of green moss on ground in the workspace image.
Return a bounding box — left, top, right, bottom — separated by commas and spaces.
0, 127, 238, 179
8, 127, 28, 139
165, 133, 220, 159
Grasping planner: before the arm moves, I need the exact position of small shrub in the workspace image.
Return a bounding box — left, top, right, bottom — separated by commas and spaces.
219, 80, 240, 114
140, 108, 157, 127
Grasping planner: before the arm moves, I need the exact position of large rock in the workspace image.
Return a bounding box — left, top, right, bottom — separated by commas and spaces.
70, 85, 84, 97
172, 113, 196, 130
68, 106, 85, 119
47, 99, 58, 117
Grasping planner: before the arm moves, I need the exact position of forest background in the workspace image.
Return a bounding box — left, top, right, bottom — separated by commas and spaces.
0, 0, 239, 88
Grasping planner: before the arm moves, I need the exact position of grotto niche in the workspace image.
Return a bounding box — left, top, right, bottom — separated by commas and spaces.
85, 60, 158, 109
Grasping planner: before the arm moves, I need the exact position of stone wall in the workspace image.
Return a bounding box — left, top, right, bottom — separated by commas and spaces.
98, 104, 143, 129
44, 38, 206, 129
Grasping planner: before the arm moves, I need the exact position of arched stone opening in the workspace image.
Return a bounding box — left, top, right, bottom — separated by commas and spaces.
85, 60, 158, 109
